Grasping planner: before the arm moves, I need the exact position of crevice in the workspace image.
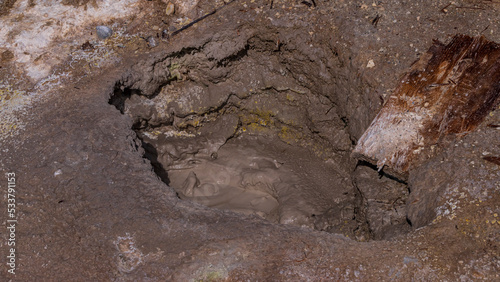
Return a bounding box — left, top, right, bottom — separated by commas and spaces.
166, 45, 205, 60
355, 160, 408, 185
109, 85, 132, 114
350, 171, 372, 240
141, 138, 171, 186
406, 216, 413, 227
217, 44, 250, 67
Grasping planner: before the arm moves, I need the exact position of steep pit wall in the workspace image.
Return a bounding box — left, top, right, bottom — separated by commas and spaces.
110, 25, 412, 241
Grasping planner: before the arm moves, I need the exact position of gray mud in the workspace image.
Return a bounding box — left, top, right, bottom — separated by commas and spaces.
110, 27, 410, 240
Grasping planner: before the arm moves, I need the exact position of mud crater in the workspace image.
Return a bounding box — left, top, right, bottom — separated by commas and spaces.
110, 34, 412, 241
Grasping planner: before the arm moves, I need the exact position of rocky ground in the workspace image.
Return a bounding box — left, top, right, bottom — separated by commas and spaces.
1, 0, 499, 280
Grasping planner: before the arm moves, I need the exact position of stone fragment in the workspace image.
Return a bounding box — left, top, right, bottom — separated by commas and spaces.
96, 25, 113, 39
165, 2, 175, 15
146, 36, 157, 48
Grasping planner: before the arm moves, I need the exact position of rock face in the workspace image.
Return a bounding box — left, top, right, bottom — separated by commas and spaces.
1, 0, 500, 280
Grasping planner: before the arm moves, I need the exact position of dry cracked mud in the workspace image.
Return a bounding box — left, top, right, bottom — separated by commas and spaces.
1, 0, 499, 280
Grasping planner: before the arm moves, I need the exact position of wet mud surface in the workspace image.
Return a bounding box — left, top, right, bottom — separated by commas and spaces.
1, 0, 500, 280
108, 26, 409, 240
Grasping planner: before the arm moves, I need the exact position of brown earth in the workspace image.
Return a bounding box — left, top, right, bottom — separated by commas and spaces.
1, 0, 499, 280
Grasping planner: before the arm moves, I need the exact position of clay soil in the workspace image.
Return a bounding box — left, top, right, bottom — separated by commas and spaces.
1, 0, 499, 280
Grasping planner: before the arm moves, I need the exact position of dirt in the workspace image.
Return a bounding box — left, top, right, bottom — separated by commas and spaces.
1, 0, 499, 280
0, 0, 17, 16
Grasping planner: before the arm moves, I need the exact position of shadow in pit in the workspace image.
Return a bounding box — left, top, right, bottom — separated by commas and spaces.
109, 85, 171, 186
141, 140, 171, 186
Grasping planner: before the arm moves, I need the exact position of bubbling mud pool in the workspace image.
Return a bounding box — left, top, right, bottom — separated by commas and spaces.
111, 82, 410, 241
109, 33, 412, 240
141, 132, 359, 231
168, 139, 284, 221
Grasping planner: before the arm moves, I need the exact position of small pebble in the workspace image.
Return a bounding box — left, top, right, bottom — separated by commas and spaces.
166, 2, 175, 15
147, 36, 157, 48
96, 25, 113, 39
366, 59, 375, 68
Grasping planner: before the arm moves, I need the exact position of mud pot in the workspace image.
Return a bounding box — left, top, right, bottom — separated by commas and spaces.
3, 0, 500, 279
110, 33, 411, 241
